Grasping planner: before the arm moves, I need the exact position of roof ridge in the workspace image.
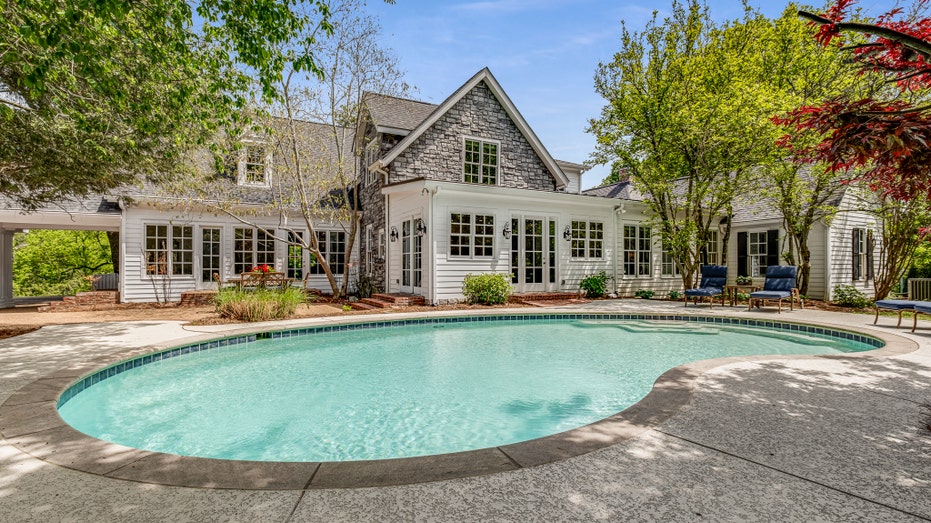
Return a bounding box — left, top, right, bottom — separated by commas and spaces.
363, 91, 438, 107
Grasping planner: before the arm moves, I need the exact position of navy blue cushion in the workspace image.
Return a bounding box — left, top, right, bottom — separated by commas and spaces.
698, 265, 727, 290
914, 304, 931, 314
763, 266, 797, 292
685, 288, 723, 297
874, 299, 922, 310
750, 290, 791, 299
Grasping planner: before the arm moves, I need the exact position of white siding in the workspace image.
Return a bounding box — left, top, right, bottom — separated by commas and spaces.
827, 192, 880, 300
121, 204, 358, 302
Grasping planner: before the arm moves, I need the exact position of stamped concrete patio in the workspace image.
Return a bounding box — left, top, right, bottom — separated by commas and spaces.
1, 300, 929, 522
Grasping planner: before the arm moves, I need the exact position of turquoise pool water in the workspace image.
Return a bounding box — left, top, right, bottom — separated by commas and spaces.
58, 318, 874, 462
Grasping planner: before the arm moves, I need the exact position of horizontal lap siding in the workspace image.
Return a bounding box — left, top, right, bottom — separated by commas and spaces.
829, 194, 879, 299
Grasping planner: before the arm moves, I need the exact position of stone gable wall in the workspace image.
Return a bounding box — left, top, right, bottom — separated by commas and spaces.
389, 82, 557, 191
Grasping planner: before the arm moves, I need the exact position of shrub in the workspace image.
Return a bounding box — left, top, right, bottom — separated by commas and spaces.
668, 290, 682, 300
635, 289, 654, 299
355, 274, 377, 298
832, 284, 872, 309
736, 292, 750, 302
579, 271, 613, 298
215, 287, 305, 322
462, 273, 512, 305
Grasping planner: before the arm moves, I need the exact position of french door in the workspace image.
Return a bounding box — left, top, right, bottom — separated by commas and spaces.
510, 216, 557, 292
400, 217, 423, 294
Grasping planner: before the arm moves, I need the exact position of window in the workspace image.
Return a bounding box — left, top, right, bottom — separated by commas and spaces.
749, 231, 768, 277
852, 228, 873, 281
623, 225, 652, 277
463, 139, 497, 185
201, 227, 221, 282
364, 141, 380, 184
570, 219, 605, 259
449, 213, 495, 257
287, 231, 304, 280
703, 230, 719, 265
365, 225, 374, 275
661, 240, 680, 277
310, 231, 346, 276
241, 145, 269, 186
377, 228, 385, 261
234, 228, 275, 274
145, 224, 193, 276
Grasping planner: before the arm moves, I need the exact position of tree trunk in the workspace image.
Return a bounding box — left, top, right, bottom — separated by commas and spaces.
106, 231, 120, 273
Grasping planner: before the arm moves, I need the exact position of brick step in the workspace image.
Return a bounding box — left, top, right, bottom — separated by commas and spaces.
349, 301, 378, 311
41, 290, 120, 311
360, 297, 395, 309
370, 293, 426, 306
179, 290, 217, 307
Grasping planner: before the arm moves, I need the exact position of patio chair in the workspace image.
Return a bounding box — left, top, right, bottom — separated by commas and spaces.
748, 266, 802, 313
873, 299, 923, 328
684, 265, 727, 308
912, 302, 931, 332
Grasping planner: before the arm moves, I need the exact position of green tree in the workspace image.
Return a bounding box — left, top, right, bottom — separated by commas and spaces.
590, 1, 780, 288
12, 230, 113, 296
0, 0, 335, 210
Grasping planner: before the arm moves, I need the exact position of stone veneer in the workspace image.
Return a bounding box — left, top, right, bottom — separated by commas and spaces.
388, 82, 558, 191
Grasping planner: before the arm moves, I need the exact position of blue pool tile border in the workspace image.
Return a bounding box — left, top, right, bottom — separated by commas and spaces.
56, 314, 884, 409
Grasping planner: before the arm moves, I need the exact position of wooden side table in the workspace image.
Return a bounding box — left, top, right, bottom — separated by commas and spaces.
724, 284, 760, 307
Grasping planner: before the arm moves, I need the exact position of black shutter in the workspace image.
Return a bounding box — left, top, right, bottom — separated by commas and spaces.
766, 229, 780, 268
867, 230, 874, 280
852, 229, 861, 280
737, 232, 748, 277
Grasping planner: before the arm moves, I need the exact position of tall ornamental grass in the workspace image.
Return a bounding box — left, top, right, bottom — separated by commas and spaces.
215, 287, 305, 322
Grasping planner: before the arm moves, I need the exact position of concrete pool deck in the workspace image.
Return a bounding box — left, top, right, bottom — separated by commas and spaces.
1, 301, 929, 521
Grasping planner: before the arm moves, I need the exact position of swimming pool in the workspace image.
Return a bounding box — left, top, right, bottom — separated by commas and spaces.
57, 314, 879, 463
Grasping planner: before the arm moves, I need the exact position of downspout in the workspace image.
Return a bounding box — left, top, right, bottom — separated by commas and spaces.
117, 197, 126, 303
375, 164, 390, 293
613, 204, 625, 296
429, 186, 438, 305
823, 218, 832, 302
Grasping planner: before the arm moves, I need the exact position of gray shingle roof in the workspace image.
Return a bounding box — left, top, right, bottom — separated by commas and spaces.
581, 180, 643, 200
0, 194, 121, 214
363, 93, 438, 132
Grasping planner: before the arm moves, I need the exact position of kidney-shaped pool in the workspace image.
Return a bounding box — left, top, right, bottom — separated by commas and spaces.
57, 315, 879, 462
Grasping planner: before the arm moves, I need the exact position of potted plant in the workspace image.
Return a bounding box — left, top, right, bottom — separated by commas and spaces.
735, 275, 753, 285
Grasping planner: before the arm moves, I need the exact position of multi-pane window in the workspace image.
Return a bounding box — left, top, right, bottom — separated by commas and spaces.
242, 145, 268, 185
623, 225, 652, 277
365, 225, 374, 275
463, 139, 497, 185
749, 231, 768, 277
287, 231, 304, 280
449, 213, 494, 257
661, 240, 680, 277
310, 231, 346, 276
364, 141, 380, 184
201, 227, 221, 282
704, 230, 719, 265
145, 224, 192, 276
233, 228, 275, 274
570, 220, 604, 259
853, 228, 867, 281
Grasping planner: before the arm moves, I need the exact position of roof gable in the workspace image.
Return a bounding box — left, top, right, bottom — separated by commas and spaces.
363, 93, 437, 135
379, 68, 570, 189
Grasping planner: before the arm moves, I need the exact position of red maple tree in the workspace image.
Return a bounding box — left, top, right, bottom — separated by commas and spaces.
774, 0, 931, 201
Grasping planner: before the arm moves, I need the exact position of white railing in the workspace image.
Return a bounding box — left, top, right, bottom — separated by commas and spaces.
907, 278, 931, 300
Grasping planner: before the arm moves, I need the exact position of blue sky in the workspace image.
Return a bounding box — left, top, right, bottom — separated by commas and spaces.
367, 0, 898, 190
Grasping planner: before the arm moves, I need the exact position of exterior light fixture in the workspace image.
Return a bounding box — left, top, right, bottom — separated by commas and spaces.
416, 218, 427, 237
563, 225, 572, 241
502, 222, 512, 239
390, 226, 399, 242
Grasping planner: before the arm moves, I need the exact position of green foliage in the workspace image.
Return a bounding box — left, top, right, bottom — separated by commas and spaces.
668, 290, 682, 300
354, 273, 378, 299
735, 275, 754, 285
908, 242, 931, 278
342, 304, 353, 312
579, 271, 613, 298
0, 0, 334, 209
462, 273, 512, 305
736, 292, 751, 301
12, 230, 113, 296
634, 289, 655, 299
214, 287, 305, 322
832, 285, 872, 309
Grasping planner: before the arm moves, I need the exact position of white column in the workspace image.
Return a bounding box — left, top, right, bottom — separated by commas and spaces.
0, 229, 13, 308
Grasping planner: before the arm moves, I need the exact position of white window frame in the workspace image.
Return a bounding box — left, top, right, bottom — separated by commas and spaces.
569, 218, 605, 260
704, 230, 719, 265
364, 140, 380, 185
853, 227, 867, 281
239, 143, 272, 187
623, 224, 652, 278
309, 230, 347, 276
365, 224, 374, 275
462, 136, 500, 185
199, 226, 222, 283
661, 240, 680, 277
448, 212, 495, 259
233, 227, 276, 275
144, 224, 194, 277
748, 231, 768, 277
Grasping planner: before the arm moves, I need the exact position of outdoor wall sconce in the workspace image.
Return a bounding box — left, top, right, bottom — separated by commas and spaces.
416, 218, 427, 237
563, 225, 572, 241
390, 226, 399, 242
502, 221, 512, 239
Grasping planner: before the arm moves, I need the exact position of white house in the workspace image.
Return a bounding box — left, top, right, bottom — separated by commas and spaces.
0, 67, 881, 306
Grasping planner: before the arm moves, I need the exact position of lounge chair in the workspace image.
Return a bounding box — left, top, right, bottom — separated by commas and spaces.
684, 265, 727, 308
873, 299, 923, 328
748, 266, 802, 313
912, 303, 931, 332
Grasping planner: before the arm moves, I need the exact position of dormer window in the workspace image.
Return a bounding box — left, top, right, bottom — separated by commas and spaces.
463, 138, 498, 185
240, 144, 270, 186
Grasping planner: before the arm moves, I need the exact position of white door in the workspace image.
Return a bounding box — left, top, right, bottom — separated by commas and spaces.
510, 216, 556, 292
400, 217, 423, 294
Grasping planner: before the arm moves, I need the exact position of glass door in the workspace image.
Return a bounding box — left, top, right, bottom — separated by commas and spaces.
509, 215, 554, 292
400, 217, 423, 294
